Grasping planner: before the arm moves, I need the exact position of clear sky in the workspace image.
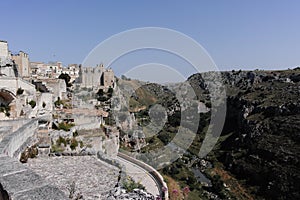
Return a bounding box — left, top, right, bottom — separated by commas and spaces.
1, 0, 300, 73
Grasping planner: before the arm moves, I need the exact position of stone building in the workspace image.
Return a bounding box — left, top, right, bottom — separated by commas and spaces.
0, 40, 9, 60
78, 63, 115, 89
30, 61, 44, 77
101, 68, 114, 88
11, 51, 30, 77
42, 79, 67, 101
0, 42, 18, 78
1, 40, 30, 77
0, 40, 37, 119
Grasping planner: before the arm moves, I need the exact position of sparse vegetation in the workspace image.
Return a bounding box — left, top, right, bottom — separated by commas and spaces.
20, 145, 38, 163
29, 100, 36, 108
55, 122, 75, 131
58, 73, 72, 87
16, 87, 24, 95
0, 104, 10, 116
122, 176, 145, 192
95, 87, 114, 102
70, 138, 79, 150
52, 135, 84, 152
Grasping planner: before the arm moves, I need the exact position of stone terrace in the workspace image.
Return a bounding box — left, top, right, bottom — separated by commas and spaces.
25, 156, 120, 200
0, 155, 67, 200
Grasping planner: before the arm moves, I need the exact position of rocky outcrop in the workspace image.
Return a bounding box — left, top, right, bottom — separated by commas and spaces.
182, 69, 300, 199
210, 70, 300, 199
106, 187, 154, 200
219, 101, 300, 199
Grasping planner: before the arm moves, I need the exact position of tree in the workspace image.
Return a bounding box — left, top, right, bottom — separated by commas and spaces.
29, 100, 36, 108
107, 87, 113, 97
17, 87, 24, 95
58, 73, 72, 87
108, 87, 113, 94
97, 89, 104, 96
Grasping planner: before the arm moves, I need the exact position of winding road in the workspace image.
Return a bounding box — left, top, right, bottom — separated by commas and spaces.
116, 152, 168, 199
116, 156, 160, 197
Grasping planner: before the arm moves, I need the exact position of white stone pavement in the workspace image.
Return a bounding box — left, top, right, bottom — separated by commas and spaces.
116, 156, 160, 197
25, 156, 120, 200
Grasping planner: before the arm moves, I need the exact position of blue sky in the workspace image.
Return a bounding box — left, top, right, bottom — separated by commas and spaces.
1, 0, 300, 74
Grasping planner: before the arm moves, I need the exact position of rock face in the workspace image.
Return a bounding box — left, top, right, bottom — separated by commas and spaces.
106, 187, 154, 200
113, 69, 299, 199
183, 69, 300, 199
218, 97, 300, 199
201, 69, 300, 199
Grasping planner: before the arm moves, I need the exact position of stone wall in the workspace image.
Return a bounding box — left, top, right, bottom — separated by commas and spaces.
0, 40, 9, 60
0, 119, 68, 199
43, 79, 66, 100
0, 118, 30, 132
28, 92, 53, 118
72, 114, 100, 125
11, 51, 30, 77
0, 127, 12, 143
0, 77, 36, 96
102, 69, 115, 88
79, 64, 115, 89
81, 65, 104, 88
71, 122, 100, 132
0, 119, 38, 157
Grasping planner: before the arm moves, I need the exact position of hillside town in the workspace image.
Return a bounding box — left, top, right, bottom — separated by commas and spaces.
0, 39, 116, 120
0, 39, 168, 200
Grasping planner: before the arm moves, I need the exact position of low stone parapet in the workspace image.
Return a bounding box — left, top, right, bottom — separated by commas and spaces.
117, 152, 169, 200
0, 119, 38, 158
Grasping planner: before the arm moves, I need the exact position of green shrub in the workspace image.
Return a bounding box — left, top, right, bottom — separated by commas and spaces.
122, 176, 145, 192
73, 131, 79, 137
29, 100, 36, 108
107, 87, 113, 97
51, 144, 64, 153
17, 87, 24, 95
97, 89, 104, 96
58, 122, 75, 131
70, 138, 78, 150
56, 136, 67, 146
97, 96, 107, 102
0, 104, 10, 116
79, 141, 84, 148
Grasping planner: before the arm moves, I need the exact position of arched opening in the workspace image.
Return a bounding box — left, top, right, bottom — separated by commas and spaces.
0, 89, 16, 118
100, 73, 104, 86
